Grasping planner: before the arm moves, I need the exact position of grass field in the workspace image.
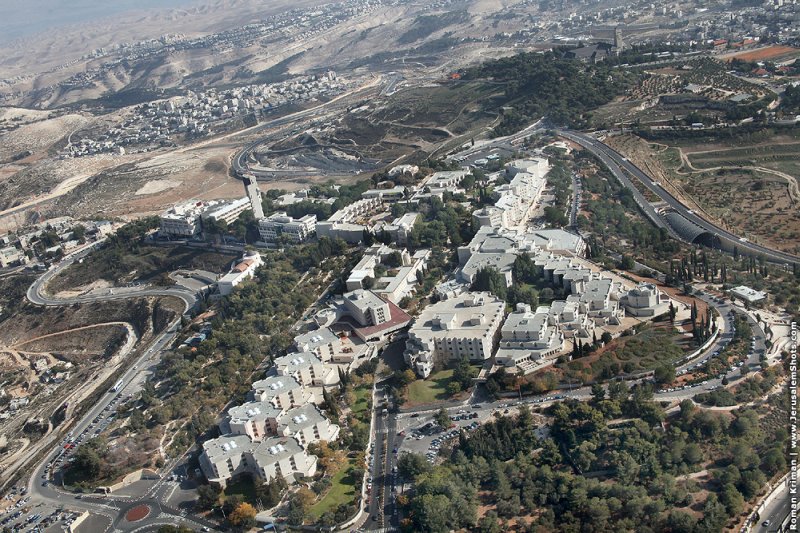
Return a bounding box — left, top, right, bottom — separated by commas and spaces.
350, 384, 372, 424
308, 456, 358, 520
406, 368, 455, 405
564, 323, 690, 381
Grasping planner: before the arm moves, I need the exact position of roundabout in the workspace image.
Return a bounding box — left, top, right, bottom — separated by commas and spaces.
125, 504, 151, 522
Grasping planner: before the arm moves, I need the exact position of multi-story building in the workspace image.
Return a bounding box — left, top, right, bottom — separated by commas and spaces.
404, 292, 505, 377
565, 277, 624, 326
159, 201, 204, 237
372, 249, 430, 304
221, 400, 283, 442
316, 197, 382, 244
202, 197, 251, 225
472, 206, 506, 229
198, 434, 252, 485
346, 244, 405, 291
293, 327, 340, 362
378, 212, 419, 246
250, 376, 312, 410
620, 283, 670, 317
199, 434, 318, 487
278, 404, 340, 447
244, 437, 317, 485
273, 352, 327, 386
258, 212, 317, 243
457, 252, 516, 288
505, 158, 550, 179
495, 304, 564, 372
342, 289, 391, 327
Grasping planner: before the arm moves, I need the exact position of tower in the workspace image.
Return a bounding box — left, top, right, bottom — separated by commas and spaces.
614, 27, 624, 52
244, 175, 264, 219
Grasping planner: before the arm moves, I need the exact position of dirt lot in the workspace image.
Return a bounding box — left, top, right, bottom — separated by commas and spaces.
720, 45, 800, 63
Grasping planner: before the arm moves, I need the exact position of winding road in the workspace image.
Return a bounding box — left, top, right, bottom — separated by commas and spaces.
12, 242, 214, 532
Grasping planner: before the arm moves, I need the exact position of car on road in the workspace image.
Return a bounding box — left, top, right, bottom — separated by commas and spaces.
762, 520, 771, 527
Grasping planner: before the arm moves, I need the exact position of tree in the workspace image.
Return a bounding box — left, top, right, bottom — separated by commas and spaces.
601, 331, 613, 344
720, 483, 744, 516
619, 255, 636, 270
654, 364, 676, 385
447, 381, 462, 396
256, 477, 287, 508
434, 407, 451, 428
228, 502, 257, 529
397, 452, 431, 479
591, 383, 606, 403
471, 267, 508, 300
197, 484, 221, 510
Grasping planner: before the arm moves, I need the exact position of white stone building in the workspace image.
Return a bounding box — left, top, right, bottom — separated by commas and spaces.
404, 292, 505, 377
258, 212, 317, 243
273, 352, 327, 387
221, 400, 283, 442
495, 304, 564, 372
250, 376, 312, 410
620, 283, 671, 317
217, 251, 262, 296
278, 404, 340, 447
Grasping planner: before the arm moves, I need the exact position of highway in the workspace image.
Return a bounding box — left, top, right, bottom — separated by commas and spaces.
231, 78, 384, 181
15, 243, 210, 532
557, 129, 800, 265
757, 482, 792, 532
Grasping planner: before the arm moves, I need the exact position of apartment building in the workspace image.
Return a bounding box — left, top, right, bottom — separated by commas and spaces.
221, 400, 283, 442
342, 289, 391, 327
273, 352, 327, 386
250, 376, 312, 410
278, 404, 340, 447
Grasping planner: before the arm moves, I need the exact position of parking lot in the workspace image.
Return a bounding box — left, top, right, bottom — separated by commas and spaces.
1, 487, 84, 533
397, 402, 553, 460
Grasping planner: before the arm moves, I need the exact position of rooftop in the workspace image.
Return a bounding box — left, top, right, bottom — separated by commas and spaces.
279, 404, 326, 433
228, 400, 282, 423
274, 351, 323, 372
247, 436, 304, 463
251, 375, 304, 396
202, 434, 251, 461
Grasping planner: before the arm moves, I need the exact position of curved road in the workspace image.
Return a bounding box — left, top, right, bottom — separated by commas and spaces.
557, 129, 800, 265
231, 78, 384, 180
16, 243, 210, 532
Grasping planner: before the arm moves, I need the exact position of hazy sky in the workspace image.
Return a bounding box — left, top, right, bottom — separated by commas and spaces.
0, 0, 202, 43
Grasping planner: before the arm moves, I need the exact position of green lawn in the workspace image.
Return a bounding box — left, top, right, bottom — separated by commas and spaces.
406, 368, 455, 405
308, 456, 358, 520
351, 384, 371, 422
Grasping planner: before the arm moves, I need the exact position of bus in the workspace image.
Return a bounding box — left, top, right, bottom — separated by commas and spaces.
110, 379, 123, 393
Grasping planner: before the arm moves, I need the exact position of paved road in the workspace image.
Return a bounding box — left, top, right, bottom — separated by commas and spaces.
27, 242, 197, 309
557, 129, 800, 265
17, 245, 213, 531
231, 80, 384, 180
757, 482, 792, 532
